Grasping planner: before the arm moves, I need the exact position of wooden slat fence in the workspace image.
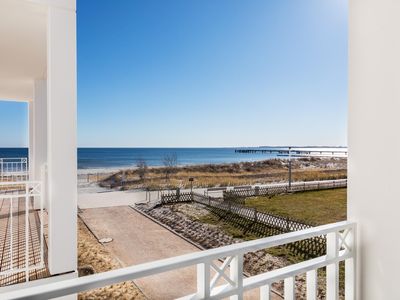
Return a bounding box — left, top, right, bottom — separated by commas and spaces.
192, 192, 326, 258
223, 179, 347, 200
160, 191, 193, 204
158, 181, 345, 257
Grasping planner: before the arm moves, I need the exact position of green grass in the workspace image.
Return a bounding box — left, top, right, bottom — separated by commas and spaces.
245, 188, 347, 225
198, 213, 258, 240
197, 212, 304, 264
197, 189, 347, 294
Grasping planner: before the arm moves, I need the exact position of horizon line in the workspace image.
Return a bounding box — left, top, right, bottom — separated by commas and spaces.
0, 145, 348, 149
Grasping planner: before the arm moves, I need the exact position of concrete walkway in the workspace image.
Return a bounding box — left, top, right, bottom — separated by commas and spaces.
80, 206, 200, 299
78, 187, 208, 209
80, 206, 280, 299
78, 191, 147, 209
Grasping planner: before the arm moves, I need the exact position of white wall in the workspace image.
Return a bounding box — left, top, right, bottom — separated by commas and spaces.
348, 1, 400, 299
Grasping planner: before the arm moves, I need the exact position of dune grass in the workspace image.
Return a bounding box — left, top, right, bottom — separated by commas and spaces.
103, 157, 347, 190
77, 218, 146, 300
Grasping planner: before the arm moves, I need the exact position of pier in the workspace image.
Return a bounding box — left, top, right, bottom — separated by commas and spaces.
234, 148, 348, 157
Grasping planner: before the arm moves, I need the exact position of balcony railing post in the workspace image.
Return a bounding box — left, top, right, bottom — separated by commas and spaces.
40, 164, 47, 210
230, 254, 243, 300
0, 158, 3, 180
345, 225, 356, 300
25, 183, 29, 282
196, 261, 211, 298
23, 158, 28, 181
326, 231, 339, 300
306, 269, 317, 300
259, 284, 270, 300
284, 276, 295, 300
9, 196, 13, 271
40, 175, 45, 267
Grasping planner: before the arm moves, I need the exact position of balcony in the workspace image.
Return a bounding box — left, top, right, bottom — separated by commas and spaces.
0, 159, 50, 287
0, 158, 28, 182
2, 221, 355, 299
2, 0, 400, 298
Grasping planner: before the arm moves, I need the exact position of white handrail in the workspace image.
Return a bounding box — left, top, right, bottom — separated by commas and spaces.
1, 221, 356, 300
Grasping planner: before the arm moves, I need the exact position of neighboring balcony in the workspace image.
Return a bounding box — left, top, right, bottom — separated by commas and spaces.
0, 158, 28, 182
0, 158, 50, 286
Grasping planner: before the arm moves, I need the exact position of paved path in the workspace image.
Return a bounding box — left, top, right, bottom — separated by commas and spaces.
78, 191, 147, 209
78, 188, 206, 209
80, 206, 280, 299
80, 206, 200, 299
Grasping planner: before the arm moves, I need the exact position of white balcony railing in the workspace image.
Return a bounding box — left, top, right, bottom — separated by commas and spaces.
0, 158, 28, 182
2, 221, 356, 300
0, 181, 45, 282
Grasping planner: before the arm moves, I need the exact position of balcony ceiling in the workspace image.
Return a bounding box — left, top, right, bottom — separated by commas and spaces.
0, 0, 47, 101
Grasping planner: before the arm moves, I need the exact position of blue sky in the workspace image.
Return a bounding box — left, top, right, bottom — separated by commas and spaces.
0, 0, 347, 147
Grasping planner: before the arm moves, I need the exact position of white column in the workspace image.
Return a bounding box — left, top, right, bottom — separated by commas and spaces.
349, 1, 400, 299
28, 101, 34, 180
46, 3, 77, 275
28, 80, 48, 209
32, 80, 47, 181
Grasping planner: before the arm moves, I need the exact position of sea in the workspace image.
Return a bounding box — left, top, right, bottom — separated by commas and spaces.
0, 147, 347, 171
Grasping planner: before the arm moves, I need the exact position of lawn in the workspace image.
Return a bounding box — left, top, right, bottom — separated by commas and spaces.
245, 188, 347, 225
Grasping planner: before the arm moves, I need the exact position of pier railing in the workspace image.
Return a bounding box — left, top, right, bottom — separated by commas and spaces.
1, 221, 356, 300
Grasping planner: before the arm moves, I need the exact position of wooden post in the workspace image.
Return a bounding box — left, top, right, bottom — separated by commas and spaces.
288, 147, 292, 189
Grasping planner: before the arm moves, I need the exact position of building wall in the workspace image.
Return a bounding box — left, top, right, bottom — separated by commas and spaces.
348, 1, 400, 299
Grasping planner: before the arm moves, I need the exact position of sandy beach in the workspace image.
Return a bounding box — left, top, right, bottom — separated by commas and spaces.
95, 157, 347, 190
